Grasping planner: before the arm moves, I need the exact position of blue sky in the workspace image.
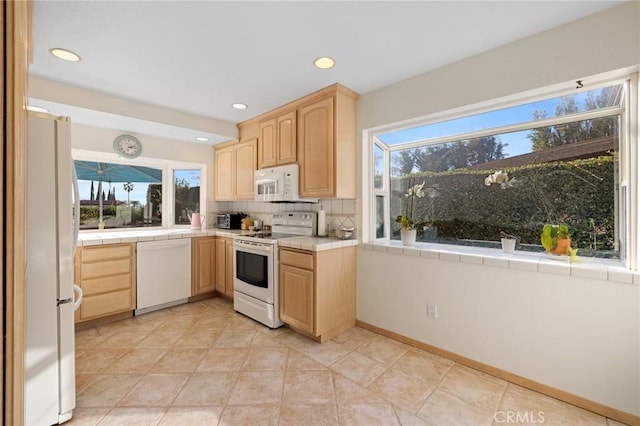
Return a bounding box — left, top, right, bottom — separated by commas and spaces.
377, 86, 615, 158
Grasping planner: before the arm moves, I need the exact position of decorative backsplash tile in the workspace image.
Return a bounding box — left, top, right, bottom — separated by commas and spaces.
207, 198, 358, 237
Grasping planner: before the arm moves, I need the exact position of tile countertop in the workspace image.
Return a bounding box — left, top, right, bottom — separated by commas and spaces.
278, 236, 358, 251
77, 229, 358, 251
77, 228, 252, 246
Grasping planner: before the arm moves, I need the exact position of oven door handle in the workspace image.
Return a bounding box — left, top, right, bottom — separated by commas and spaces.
234, 240, 274, 255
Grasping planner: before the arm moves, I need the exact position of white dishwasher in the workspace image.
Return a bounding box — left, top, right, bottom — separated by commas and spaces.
136, 238, 191, 315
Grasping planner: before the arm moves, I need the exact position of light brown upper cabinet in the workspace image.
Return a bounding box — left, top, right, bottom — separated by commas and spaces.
298, 89, 358, 199
235, 139, 257, 199
214, 144, 235, 201
214, 138, 257, 201
258, 110, 297, 169
235, 84, 358, 199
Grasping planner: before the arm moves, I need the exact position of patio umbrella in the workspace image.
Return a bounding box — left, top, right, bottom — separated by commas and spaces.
74, 161, 162, 183
74, 161, 162, 224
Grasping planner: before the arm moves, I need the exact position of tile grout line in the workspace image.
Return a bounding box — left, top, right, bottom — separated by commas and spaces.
492, 381, 511, 426
73, 298, 612, 425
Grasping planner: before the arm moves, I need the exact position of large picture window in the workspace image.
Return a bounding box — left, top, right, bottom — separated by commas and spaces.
371, 80, 630, 260
74, 158, 205, 230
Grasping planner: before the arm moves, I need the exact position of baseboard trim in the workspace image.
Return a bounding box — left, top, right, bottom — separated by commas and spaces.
355, 320, 639, 426
75, 311, 133, 331
188, 292, 217, 303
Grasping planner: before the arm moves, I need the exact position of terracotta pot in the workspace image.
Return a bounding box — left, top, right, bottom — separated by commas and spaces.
549, 238, 571, 255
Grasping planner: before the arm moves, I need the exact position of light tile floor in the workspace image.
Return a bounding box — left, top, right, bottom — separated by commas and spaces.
69, 297, 627, 425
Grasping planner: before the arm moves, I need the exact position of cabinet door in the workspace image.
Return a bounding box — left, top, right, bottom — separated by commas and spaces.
235, 139, 257, 199
225, 239, 234, 297
215, 238, 227, 294
298, 97, 334, 198
277, 110, 297, 165
258, 118, 277, 169
215, 145, 235, 201
279, 263, 314, 334
192, 237, 216, 296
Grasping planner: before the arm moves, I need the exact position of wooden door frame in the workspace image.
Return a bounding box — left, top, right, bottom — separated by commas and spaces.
3, 1, 32, 424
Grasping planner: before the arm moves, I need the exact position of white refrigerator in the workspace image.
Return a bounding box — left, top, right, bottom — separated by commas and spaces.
25, 112, 82, 425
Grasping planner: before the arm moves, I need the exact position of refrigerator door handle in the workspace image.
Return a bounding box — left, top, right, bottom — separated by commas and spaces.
73, 284, 83, 311
72, 164, 80, 256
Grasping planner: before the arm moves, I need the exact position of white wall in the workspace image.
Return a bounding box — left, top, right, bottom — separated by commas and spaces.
71, 123, 215, 201
358, 2, 640, 130
356, 2, 640, 417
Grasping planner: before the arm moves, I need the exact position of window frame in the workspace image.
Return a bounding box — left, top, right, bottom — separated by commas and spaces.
73, 148, 207, 231
363, 72, 638, 270
172, 166, 205, 227
372, 138, 390, 240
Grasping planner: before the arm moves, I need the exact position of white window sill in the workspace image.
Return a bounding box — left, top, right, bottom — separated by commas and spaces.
361, 241, 639, 285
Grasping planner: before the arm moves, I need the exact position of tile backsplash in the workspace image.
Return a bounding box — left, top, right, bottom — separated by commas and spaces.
207, 199, 358, 237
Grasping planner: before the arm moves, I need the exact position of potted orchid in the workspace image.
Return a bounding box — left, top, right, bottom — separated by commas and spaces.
396, 179, 426, 246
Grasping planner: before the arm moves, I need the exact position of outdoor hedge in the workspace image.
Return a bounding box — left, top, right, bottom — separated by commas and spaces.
391, 155, 616, 258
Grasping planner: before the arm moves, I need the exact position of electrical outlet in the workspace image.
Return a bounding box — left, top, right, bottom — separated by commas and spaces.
426, 303, 438, 319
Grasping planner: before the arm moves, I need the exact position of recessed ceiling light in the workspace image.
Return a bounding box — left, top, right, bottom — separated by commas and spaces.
314, 56, 335, 69
196, 137, 209, 142
232, 103, 247, 110
49, 47, 81, 62
27, 105, 49, 113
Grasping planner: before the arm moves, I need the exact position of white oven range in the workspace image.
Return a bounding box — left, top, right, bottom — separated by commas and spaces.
233, 212, 317, 328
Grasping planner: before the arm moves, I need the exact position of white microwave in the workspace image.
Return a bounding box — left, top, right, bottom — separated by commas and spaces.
254, 164, 317, 203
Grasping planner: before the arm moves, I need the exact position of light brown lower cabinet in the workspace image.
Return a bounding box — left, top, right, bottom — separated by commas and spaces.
74, 243, 136, 322
215, 237, 234, 298
279, 246, 356, 342
191, 237, 216, 296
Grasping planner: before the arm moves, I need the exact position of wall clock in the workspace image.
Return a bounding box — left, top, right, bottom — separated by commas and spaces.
113, 134, 142, 159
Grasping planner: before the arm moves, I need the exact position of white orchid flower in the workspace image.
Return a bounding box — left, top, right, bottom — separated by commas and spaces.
485, 171, 511, 187
413, 182, 425, 198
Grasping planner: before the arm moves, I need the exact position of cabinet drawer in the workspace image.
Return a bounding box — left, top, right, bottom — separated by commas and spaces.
82, 274, 132, 296
280, 249, 314, 270
82, 258, 131, 280
81, 289, 133, 319
81, 244, 133, 263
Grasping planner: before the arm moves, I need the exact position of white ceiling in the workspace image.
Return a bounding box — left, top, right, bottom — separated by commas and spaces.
29, 1, 624, 145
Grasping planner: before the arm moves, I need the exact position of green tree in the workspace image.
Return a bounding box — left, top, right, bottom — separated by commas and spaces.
585, 86, 619, 139
413, 136, 506, 172
528, 87, 621, 151
174, 178, 192, 224
391, 149, 417, 176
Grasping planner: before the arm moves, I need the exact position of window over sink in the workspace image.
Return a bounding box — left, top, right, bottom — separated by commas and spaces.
73, 155, 206, 230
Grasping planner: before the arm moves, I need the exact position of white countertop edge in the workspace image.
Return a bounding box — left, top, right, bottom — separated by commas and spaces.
77, 228, 358, 252
77, 228, 244, 245
362, 241, 638, 286
278, 236, 358, 251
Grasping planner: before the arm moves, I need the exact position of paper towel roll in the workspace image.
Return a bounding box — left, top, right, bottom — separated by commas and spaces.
318, 207, 326, 236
